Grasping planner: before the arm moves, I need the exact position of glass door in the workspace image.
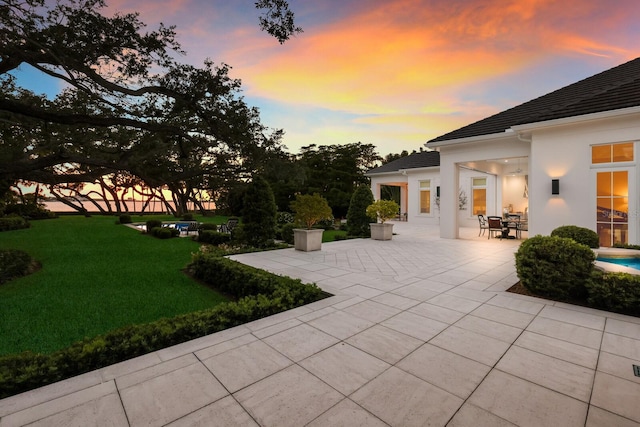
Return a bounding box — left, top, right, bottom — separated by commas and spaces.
596, 170, 629, 247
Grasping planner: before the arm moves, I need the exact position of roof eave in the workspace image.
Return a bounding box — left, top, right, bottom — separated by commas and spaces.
426, 130, 515, 148
366, 165, 440, 176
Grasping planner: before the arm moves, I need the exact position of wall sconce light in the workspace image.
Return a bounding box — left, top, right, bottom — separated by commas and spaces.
436, 186, 440, 197
551, 179, 560, 195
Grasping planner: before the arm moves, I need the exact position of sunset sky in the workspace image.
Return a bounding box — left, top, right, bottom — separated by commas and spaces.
17, 0, 640, 157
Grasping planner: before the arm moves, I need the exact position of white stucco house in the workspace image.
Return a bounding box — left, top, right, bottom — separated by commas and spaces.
368, 57, 640, 247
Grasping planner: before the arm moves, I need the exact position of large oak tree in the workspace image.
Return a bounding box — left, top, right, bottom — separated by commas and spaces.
0, 0, 300, 214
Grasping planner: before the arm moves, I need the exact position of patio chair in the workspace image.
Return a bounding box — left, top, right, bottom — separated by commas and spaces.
218, 217, 239, 233
477, 214, 489, 236
487, 216, 508, 240
506, 214, 522, 239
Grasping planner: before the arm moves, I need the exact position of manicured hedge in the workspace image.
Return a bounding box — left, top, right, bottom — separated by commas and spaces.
0, 216, 30, 232
197, 230, 231, 245
150, 226, 180, 239
587, 270, 640, 316
0, 253, 327, 399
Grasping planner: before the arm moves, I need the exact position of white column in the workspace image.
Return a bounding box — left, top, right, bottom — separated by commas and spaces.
440, 160, 459, 238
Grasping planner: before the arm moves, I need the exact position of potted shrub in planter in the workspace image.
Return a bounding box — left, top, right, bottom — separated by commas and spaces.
366, 199, 400, 240
290, 193, 332, 251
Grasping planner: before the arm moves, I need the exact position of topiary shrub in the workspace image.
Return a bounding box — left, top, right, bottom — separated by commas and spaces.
515, 235, 594, 301
145, 219, 162, 232
0, 249, 33, 284
346, 184, 374, 237
280, 223, 296, 244
551, 225, 600, 248
586, 270, 640, 316
241, 176, 277, 248
197, 230, 232, 245
118, 214, 132, 224
181, 213, 194, 221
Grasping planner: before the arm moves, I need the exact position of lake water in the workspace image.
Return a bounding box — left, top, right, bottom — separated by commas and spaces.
44, 200, 214, 213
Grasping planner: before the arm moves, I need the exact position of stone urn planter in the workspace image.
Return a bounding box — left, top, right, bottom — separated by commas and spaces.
366, 199, 400, 241
293, 228, 324, 251
369, 223, 394, 241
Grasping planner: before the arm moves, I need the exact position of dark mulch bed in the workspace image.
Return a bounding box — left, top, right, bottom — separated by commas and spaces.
506, 281, 534, 296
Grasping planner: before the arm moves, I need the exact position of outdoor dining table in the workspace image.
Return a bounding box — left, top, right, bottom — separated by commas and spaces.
501, 218, 526, 239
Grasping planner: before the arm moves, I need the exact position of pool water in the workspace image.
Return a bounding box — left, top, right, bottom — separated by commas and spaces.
597, 257, 640, 270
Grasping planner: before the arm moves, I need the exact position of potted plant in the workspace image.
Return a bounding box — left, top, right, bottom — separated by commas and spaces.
290, 193, 333, 251
366, 199, 400, 240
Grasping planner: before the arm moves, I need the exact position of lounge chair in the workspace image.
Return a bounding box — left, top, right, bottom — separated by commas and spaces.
218, 218, 239, 233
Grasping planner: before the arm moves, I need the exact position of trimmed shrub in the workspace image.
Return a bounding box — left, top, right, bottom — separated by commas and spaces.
551, 225, 600, 248
118, 214, 132, 224
346, 184, 374, 237
0, 249, 33, 284
0, 216, 30, 232
0, 253, 327, 399
197, 230, 231, 245
150, 226, 179, 239
181, 213, 194, 221
515, 235, 594, 300
316, 217, 335, 230
198, 223, 218, 232
280, 223, 296, 244
190, 253, 325, 302
241, 176, 277, 248
145, 219, 162, 232
586, 270, 640, 316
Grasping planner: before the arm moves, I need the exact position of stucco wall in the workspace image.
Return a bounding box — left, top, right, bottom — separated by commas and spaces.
527, 113, 640, 242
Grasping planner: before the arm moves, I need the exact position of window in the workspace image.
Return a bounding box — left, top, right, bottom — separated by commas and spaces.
472, 178, 486, 215
592, 142, 634, 164
419, 180, 430, 214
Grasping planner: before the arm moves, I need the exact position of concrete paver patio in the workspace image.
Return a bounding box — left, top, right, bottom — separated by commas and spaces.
1, 222, 640, 426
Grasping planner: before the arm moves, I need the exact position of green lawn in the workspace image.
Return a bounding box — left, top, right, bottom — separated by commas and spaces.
0, 215, 229, 356
322, 229, 348, 242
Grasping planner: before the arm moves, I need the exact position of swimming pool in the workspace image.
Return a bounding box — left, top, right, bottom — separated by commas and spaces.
597, 256, 640, 270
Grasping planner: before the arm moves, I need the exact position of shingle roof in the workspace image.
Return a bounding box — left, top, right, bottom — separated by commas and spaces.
428, 57, 640, 143
367, 150, 440, 174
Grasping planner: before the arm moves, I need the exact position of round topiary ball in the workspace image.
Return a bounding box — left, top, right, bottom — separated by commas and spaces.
515, 234, 595, 301
550, 225, 600, 248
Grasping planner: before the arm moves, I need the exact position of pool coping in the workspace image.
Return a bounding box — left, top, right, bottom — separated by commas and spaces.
593, 247, 640, 275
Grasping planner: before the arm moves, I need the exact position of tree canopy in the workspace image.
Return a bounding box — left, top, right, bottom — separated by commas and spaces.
0, 0, 300, 213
